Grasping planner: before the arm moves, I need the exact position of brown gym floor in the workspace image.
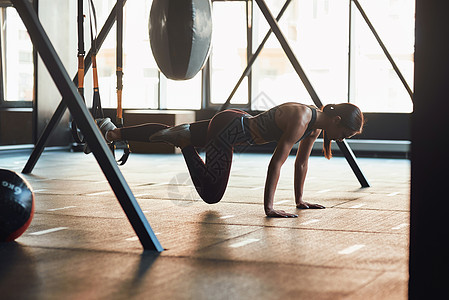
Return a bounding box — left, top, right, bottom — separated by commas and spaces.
0, 150, 409, 299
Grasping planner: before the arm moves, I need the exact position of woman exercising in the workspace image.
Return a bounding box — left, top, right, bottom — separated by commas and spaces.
92, 102, 364, 217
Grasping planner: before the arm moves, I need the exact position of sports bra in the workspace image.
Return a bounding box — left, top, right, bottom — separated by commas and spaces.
246, 105, 317, 143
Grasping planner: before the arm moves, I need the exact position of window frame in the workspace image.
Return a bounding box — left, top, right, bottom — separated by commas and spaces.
0, 2, 35, 109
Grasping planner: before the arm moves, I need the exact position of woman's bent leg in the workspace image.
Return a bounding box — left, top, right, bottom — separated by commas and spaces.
181, 110, 247, 204
181, 142, 233, 204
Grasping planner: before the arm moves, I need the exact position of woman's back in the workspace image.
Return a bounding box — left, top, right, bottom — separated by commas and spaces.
249, 102, 316, 143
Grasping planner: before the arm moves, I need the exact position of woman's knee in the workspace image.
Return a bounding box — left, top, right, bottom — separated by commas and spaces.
202, 196, 222, 204
197, 185, 225, 204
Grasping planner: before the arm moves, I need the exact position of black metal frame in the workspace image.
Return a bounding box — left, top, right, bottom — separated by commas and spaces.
13, 0, 163, 252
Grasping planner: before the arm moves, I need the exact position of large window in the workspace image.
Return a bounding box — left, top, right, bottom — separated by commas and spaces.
210, 1, 248, 106
0, 6, 34, 107
0, 1, 415, 112
92, 0, 161, 109
37, 0, 413, 112
251, 0, 414, 112
350, 0, 414, 112
82, 0, 415, 112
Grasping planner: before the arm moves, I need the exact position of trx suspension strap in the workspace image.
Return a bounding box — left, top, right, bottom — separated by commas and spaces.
74, 0, 130, 165
114, 0, 130, 165
71, 0, 86, 144
88, 0, 104, 120
116, 0, 123, 125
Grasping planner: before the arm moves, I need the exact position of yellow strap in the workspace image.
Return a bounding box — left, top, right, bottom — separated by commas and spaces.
77, 56, 84, 89
117, 89, 123, 119
92, 55, 99, 89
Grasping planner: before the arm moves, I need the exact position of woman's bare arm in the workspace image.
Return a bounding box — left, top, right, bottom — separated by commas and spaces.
294, 129, 325, 209
263, 108, 308, 217
264, 136, 298, 217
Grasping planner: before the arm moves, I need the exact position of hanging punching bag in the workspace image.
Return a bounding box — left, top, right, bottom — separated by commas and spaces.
149, 0, 212, 80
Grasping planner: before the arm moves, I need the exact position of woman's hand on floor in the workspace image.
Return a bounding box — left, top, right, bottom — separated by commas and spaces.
265, 209, 298, 218
296, 201, 325, 209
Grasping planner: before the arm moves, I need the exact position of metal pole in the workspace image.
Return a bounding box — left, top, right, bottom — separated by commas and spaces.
13, 0, 163, 251
336, 140, 369, 187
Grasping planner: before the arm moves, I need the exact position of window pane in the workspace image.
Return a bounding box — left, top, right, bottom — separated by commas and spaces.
123, 0, 159, 109
210, 2, 248, 105
94, 0, 159, 109
4, 7, 34, 101
252, 0, 349, 110
165, 75, 202, 109
351, 0, 414, 112
93, 0, 202, 109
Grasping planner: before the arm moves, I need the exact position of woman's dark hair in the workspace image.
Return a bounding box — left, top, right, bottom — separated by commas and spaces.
321, 103, 364, 159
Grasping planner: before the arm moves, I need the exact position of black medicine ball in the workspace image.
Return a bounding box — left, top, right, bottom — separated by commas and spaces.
0, 169, 35, 242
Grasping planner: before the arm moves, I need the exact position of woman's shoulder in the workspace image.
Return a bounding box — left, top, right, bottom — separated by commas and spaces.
277, 101, 317, 110
277, 102, 313, 120
272, 103, 314, 143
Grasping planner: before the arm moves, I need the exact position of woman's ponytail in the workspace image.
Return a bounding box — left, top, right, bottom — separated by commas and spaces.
321, 104, 335, 160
